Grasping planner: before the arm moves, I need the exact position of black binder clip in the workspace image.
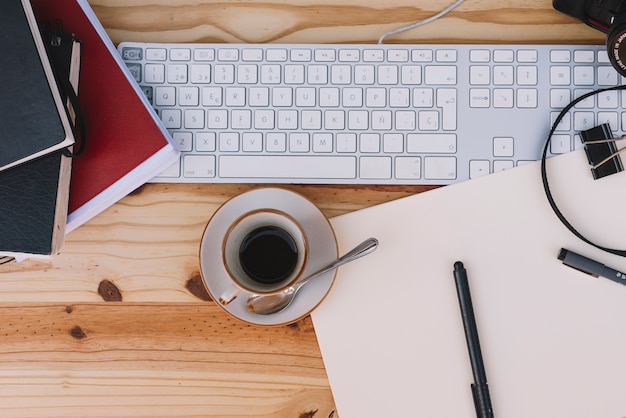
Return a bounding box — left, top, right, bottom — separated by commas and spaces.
579, 123, 624, 180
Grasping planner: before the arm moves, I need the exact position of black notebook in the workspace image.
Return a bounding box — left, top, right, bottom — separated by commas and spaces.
0, 3, 81, 258
0, 0, 74, 173
0, 150, 73, 257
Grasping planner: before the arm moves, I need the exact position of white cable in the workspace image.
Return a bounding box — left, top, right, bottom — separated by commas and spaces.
377, 0, 466, 44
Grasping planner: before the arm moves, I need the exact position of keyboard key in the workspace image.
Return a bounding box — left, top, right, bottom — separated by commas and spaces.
360, 133, 380, 152
395, 157, 421, 179
493, 137, 514, 157
144, 63, 165, 83
242, 48, 263, 61
493, 66, 514, 85
574, 66, 594, 85
314, 49, 336, 62
291, 49, 312, 62
339, 49, 360, 62
517, 89, 537, 108
196, 132, 216, 151
378, 65, 398, 85
194, 48, 214, 61
493, 88, 514, 108
412, 49, 433, 62
517, 49, 537, 63
170, 48, 191, 61
267, 49, 288, 61
551, 66, 571, 85
436, 89, 457, 130
161, 109, 181, 128
424, 66, 456, 84
388, 49, 409, 62
355, 65, 375, 85
261, 65, 281, 84
173, 132, 193, 151
517, 66, 538, 85
183, 155, 216, 178
469, 49, 490, 62
424, 156, 456, 180
190, 64, 211, 83
470, 66, 490, 85
217, 48, 239, 61
598, 66, 619, 85
237, 65, 258, 84
336, 133, 357, 152
401, 65, 421, 85
219, 155, 356, 179
266, 133, 286, 152
146, 48, 166, 61
574, 50, 594, 63
331, 65, 351, 84
407, 134, 456, 153
360, 156, 392, 179
214, 65, 235, 84
550, 50, 571, 63
469, 160, 490, 179
436, 50, 457, 62
470, 88, 490, 108
550, 134, 571, 154
363, 49, 384, 62
219, 132, 239, 151
493, 160, 514, 172
242, 133, 263, 152
493, 49, 514, 62
155, 86, 176, 106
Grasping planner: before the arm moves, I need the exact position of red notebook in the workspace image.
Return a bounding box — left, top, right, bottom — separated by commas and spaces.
31, 0, 179, 232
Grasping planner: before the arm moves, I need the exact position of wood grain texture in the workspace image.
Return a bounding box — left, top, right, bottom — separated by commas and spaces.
89, 0, 604, 45
0, 0, 606, 416
0, 304, 332, 417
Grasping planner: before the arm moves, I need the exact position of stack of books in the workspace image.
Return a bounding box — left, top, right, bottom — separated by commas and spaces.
0, 0, 179, 259
0, 0, 78, 259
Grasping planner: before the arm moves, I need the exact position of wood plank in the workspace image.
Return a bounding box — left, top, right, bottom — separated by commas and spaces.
0, 303, 333, 417
90, 0, 603, 45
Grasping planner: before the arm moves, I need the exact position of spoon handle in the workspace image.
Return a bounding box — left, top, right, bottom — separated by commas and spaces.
296, 237, 379, 288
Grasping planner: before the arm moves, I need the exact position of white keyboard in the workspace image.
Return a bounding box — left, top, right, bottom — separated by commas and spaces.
117, 43, 624, 185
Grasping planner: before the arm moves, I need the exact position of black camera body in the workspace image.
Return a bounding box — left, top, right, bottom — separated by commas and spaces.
553, 0, 626, 76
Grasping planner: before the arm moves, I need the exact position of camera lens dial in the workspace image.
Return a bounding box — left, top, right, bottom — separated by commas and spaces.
607, 13, 626, 77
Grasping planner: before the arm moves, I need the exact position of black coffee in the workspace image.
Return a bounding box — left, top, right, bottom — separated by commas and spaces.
239, 226, 298, 285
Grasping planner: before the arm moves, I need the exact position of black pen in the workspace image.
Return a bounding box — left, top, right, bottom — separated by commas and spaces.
453, 261, 494, 418
558, 248, 626, 287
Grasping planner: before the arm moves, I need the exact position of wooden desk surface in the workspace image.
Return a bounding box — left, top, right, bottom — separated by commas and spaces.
0, 1, 603, 416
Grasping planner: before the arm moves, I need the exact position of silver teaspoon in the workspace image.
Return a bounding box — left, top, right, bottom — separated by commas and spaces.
246, 237, 379, 315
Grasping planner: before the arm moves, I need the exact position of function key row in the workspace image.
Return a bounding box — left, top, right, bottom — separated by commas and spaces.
122, 46, 465, 63
122, 46, 612, 64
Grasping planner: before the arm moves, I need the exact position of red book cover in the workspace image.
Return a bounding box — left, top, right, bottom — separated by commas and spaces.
30, 0, 179, 232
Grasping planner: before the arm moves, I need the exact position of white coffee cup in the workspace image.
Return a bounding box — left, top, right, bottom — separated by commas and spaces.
218, 209, 309, 306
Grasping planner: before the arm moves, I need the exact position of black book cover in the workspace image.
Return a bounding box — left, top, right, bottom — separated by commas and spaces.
0, 150, 71, 256
0, 0, 74, 173
0, 11, 80, 258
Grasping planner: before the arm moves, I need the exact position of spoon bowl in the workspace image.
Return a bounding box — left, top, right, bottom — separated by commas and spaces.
246, 237, 378, 315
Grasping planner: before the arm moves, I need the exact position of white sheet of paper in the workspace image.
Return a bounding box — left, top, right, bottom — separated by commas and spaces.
312, 150, 626, 417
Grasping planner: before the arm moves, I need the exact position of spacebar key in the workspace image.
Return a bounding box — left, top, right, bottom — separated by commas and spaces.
219, 155, 356, 179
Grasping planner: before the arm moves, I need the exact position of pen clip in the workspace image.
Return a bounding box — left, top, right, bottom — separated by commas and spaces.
471, 383, 481, 418
471, 382, 494, 418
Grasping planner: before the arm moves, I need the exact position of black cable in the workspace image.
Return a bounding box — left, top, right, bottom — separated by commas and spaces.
541, 84, 626, 257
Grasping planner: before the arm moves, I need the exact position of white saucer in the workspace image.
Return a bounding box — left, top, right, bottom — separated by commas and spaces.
199, 188, 338, 326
